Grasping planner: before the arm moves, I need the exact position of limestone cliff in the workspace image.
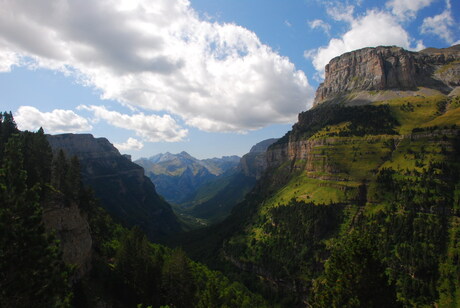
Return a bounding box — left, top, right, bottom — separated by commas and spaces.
314, 45, 460, 106
47, 134, 182, 240
238, 138, 278, 179
266, 45, 460, 181
42, 192, 92, 279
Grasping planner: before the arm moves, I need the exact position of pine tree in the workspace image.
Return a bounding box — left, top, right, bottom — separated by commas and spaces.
51, 149, 69, 195
161, 248, 196, 308
0, 134, 72, 307
67, 155, 81, 201
0, 111, 19, 162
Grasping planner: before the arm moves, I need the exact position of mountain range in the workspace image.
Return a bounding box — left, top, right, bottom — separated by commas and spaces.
2, 44, 460, 307
136, 138, 278, 225
135, 152, 240, 205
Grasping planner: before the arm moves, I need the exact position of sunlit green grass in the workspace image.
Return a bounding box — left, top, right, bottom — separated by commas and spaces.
376, 94, 446, 134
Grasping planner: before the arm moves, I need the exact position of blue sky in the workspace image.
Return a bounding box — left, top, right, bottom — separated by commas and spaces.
0, 0, 458, 159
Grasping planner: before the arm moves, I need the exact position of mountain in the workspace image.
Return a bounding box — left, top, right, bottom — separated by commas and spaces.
238, 138, 279, 179
135, 152, 240, 206
170, 45, 460, 307
314, 44, 460, 107
47, 134, 181, 240
187, 138, 278, 223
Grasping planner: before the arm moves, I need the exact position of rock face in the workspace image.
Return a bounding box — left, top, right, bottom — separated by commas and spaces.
239, 138, 278, 179
268, 44, 460, 173
47, 134, 181, 240
42, 194, 92, 279
314, 45, 460, 106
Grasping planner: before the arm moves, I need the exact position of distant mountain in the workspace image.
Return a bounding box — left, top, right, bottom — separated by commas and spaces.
186, 138, 279, 222
135, 152, 240, 206
47, 134, 182, 240
135, 141, 278, 226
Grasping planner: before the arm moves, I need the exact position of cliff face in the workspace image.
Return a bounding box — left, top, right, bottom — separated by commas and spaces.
47, 134, 182, 240
314, 45, 460, 106
267, 45, 460, 172
42, 193, 92, 279
239, 138, 278, 179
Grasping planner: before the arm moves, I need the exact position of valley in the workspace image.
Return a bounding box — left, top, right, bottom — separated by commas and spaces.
2, 44, 460, 307
135, 138, 277, 227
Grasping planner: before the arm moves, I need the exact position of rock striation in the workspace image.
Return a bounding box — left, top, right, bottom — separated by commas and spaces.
314, 45, 460, 106
267, 44, 460, 174
47, 134, 182, 240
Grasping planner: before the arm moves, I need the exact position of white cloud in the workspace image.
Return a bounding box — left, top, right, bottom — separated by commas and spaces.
15, 106, 92, 133
306, 10, 414, 77
78, 105, 188, 142
114, 137, 144, 151
309, 19, 331, 35
0, 0, 313, 135
386, 0, 434, 20
326, 4, 355, 23
0, 49, 19, 72
420, 1, 456, 44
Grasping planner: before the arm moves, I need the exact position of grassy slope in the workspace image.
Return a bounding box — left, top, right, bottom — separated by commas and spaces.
268, 93, 459, 207
225, 92, 460, 296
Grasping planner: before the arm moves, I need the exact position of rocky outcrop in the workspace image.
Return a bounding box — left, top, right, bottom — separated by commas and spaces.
314, 45, 460, 106
239, 138, 278, 179
42, 194, 92, 280
47, 134, 182, 241
267, 45, 460, 177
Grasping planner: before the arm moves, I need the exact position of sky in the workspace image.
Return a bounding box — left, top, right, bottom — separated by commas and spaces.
0, 0, 458, 159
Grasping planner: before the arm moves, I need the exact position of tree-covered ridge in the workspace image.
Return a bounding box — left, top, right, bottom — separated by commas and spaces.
0, 113, 267, 307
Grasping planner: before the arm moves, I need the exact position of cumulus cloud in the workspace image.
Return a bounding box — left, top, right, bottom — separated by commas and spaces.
0, 0, 313, 135
308, 19, 331, 35
114, 137, 144, 151
305, 10, 414, 77
78, 105, 188, 142
15, 106, 92, 133
421, 1, 456, 44
386, 0, 434, 20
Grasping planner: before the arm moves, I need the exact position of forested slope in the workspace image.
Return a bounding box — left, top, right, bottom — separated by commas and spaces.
0, 112, 267, 307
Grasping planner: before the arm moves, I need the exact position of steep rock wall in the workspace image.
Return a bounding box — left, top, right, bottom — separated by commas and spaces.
239, 138, 278, 179
314, 45, 460, 106
42, 195, 92, 280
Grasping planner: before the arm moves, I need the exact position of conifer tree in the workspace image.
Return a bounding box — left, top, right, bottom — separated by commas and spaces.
0, 134, 71, 307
